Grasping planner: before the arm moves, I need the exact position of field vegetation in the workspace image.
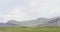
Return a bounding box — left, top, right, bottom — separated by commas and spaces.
0, 27, 59, 32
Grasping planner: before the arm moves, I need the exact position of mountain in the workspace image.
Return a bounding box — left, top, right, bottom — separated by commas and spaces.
0, 23, 18, 27
0, 20, 20, 27
5, 18, 49, 27
0, 23, 7, 27
36, 17, 60, 27
0, 17, 60, 27
47, 17, 60, 27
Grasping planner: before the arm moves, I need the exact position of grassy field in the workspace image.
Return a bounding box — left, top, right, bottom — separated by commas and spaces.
0, 27, 59, 32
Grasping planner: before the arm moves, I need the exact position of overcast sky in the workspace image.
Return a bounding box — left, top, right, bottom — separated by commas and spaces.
0, 0, 60, 22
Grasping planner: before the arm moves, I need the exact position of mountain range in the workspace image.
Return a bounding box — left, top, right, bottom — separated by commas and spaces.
0, 17, 60, 27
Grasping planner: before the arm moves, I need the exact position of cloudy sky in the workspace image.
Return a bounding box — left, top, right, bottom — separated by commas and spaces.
0, 0, 60, 22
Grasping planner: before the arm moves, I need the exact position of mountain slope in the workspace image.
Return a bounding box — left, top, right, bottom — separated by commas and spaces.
0, 17, 60, 27
6, 18, 49, 27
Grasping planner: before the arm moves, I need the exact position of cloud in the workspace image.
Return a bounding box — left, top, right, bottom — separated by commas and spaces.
0, 0, 11, 4
19, 0, 57, 18
0, 0, 60, 22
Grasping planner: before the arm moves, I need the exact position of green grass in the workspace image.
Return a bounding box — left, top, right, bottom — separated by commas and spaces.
0, 27, 59, 32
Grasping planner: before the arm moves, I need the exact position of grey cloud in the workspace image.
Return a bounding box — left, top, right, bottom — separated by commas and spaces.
0, 0, 60, 22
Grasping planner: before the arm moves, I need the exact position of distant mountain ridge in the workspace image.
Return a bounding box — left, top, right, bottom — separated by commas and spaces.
0, 17, 60, 27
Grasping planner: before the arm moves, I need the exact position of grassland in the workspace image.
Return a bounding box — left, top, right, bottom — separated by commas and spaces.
0, 27, 59, 32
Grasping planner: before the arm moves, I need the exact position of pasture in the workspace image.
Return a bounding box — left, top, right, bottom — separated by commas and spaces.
0, 27, 59, 32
